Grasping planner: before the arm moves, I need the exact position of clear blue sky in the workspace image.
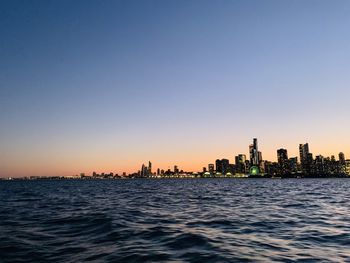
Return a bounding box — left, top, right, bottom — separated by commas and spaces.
1, 0, 350, 176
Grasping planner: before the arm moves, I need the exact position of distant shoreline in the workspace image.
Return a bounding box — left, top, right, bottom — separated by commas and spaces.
1, 176, 349, 181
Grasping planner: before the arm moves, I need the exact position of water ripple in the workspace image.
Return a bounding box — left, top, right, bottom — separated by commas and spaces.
0, 179, 350, 262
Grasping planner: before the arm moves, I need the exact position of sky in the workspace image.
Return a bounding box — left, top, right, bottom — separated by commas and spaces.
1, 0, 350, 177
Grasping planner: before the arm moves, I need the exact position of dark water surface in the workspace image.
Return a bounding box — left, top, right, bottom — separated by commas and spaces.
0, 179, 349, 262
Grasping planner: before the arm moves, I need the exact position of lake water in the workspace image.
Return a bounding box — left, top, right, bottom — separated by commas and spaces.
0, 179, 349, 262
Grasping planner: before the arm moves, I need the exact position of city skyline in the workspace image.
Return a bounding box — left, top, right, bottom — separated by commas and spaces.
133, 138, 350, 177
3, 138, 350, 178
1, 1, 350, 177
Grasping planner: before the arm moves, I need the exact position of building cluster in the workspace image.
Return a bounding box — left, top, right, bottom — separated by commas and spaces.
5, 138, 349, 180
134, 138, 350, 178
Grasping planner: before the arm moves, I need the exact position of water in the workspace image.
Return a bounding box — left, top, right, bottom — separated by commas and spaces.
0, 179, 349, 262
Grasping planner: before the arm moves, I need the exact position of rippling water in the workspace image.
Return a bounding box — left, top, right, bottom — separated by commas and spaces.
0, 179, 350, 262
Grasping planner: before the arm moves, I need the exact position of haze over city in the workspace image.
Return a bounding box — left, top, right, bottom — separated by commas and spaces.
1, 0, 350, 177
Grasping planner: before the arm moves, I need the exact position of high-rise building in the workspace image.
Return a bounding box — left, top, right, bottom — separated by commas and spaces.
140, 162, 152, 177
215, 159, 222, 173
289, 157, 298, 173
141, 164, 145, 177
339, 152, 345, 165
277, 148, 289, 175
314, 155, 325, 175
208, 164, 214, 174
148, 161, 152, 175
249, 138, 261, 167
299, 143, 312, 175
174, 165, 179, 174
221, 159, 230, 174
249, 138, 258, 166
235, 154, 246, 174
215, 159, 230, 174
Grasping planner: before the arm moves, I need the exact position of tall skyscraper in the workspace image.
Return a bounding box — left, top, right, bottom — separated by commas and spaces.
339, 152, 345, 165
249, 138, 261, 166
299, 143, 312, 174
277, 148, 289, 175
148, 161, 152, 175
141, 164, 147, 177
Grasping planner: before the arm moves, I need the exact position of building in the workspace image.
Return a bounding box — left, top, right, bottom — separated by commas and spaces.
339, 152, 345, 165
249, 138, 260, 166
299, 143, 312, 175
289, 157, 298, 173
345, 160, 350, 175
264, 161, 279, 176
148, 161, 152, 175
235, 154, 247, 174
277, 148, 289, 175
314, 155, 325, 175
141, 161, 152, 177
215, 159, 230, 174
208, 164, 214, 174
215, 159, 222, 173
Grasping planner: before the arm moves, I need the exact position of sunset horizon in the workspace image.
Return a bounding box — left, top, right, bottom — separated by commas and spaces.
2, 1, 350, 178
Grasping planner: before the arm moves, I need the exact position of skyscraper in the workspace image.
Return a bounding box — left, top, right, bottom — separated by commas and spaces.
208, 164, 214, 174
339, 152, 345, 165
289, 157, 298, 173
299, 143, 312, 175
277, 148, 289, 175
249, 138, 261, 166
314, 155, 325, 175
174, 165, 179, 174
148, 161, 152, 175
215, 159, 222, 173
235, 154, 246, 174
215, 159, 230, 174
221, 159, 230, 174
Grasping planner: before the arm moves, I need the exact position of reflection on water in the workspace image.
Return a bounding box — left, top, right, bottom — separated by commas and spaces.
0, 179, 349, 262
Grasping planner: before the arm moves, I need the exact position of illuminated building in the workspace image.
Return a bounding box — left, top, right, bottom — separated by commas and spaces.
289, 157, 298, 173
208, 164, 214, 174
216, 159, 230, 174
299, 143, 313, 175
215, 159, 222, 173
277, 148, 289, 175
314, 155, 325, 175
249, 138, 260, 166
235, 154, 247, 174
249, 138, 262, 174
345, 160, 350, 175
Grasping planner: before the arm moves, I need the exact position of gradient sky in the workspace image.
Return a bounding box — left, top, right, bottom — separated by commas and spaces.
1, 0, 350, 177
